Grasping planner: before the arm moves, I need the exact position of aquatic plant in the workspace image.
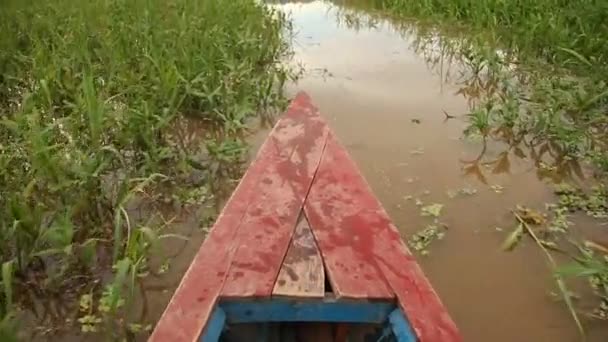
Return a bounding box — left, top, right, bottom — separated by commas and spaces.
0, 0, 292, 338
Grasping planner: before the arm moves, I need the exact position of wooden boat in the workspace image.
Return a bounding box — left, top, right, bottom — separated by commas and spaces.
149, 93, 461, 342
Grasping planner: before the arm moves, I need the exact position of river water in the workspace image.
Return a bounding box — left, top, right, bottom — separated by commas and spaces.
253, 1, 606, 341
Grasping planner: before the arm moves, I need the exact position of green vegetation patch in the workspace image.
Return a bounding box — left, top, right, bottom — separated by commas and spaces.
0, 0, 292, 339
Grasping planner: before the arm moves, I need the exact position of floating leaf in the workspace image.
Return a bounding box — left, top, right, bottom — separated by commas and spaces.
421, 203, 443, 217
447, 187, 478, 199
516, 205, 546, 225
410, 148, 424, 155
540, 240, 560, 251
548, 206, 571, 233
461, 187, 478, 195
408, 224, 448, 254
491, 184, 504, 194
502, 224, 524, 251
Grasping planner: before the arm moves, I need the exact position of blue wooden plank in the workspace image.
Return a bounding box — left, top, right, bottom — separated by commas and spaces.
199, 307, 226, 342
388, 309, 417, 342
220, 298, 395, 324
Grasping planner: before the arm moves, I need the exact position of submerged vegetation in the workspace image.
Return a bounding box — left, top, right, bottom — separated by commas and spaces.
0, 0, 292, 339
364, 0, 608, 174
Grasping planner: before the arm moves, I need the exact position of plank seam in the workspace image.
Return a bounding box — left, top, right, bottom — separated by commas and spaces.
219, 94, 330, 298
299, 139, 334, 295
304, 133, 395, 299
269, 133, 329, 296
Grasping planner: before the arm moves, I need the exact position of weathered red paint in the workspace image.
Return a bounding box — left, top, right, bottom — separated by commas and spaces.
306, 133, 461, 341
304, 133, 394, 300
221, 92, 328, 298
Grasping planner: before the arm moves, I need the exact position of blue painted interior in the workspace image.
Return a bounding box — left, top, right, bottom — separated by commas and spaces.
199, 299, 417, 342
199, 307, 226, 342
388, 308, 417, 342
220, 298, 395, 324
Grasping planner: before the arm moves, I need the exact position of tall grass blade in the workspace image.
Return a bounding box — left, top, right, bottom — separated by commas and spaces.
1, 261, 14, 313
558, 47, 593, 67
514, 212, 586, 338
81, 74, 104, 148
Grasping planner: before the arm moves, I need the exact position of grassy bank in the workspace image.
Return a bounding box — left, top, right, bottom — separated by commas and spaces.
0, 0, 291, 339
378, 0, 608, 69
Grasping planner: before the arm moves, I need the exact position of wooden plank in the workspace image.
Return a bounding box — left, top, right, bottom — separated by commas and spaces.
221, 92, 329, 298
305, 134, 462, 341
388, 309, 417, 342
220, 298, 395, 323
272, 214, 324, 298
199, 308, 226, 342
149, 92, 322, 342
303, 133, 394, 300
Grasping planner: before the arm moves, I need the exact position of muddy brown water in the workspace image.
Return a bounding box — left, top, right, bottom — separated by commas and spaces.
44, 1, 607, 341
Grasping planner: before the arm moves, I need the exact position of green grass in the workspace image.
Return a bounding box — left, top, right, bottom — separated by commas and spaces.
373, 0, 608, 69
0, 0, 292, 339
